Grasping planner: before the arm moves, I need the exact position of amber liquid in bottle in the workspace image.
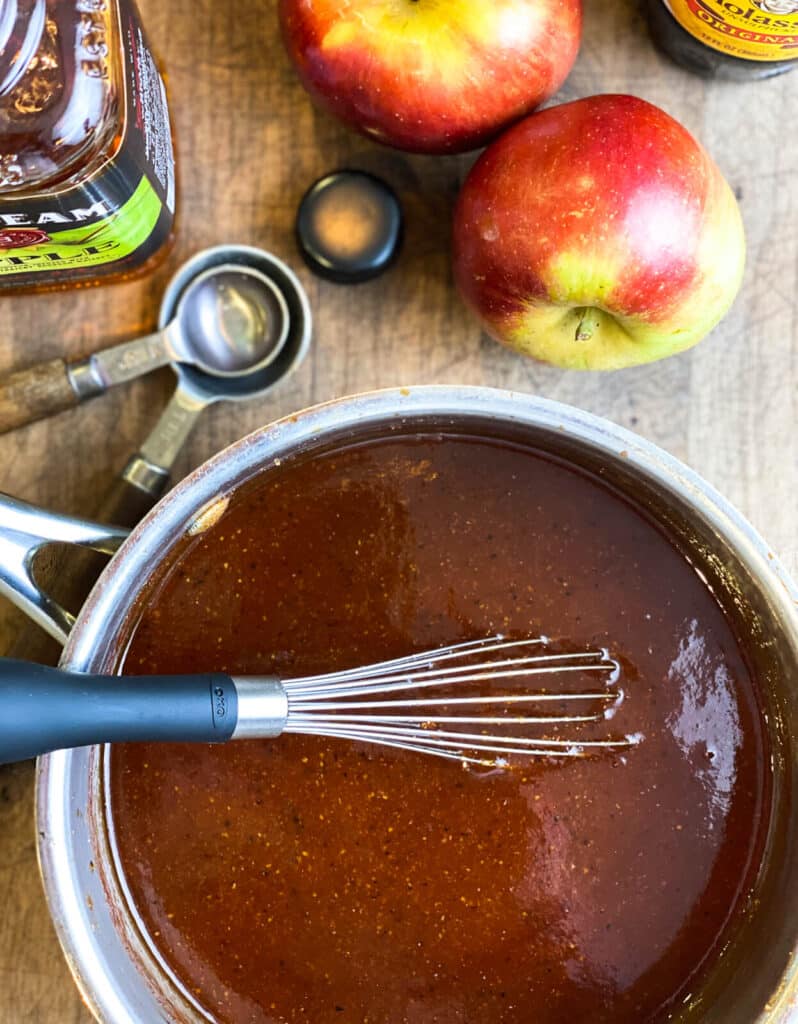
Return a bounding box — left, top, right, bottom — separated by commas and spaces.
644, 0, 798, 78
0, 0, 175, 289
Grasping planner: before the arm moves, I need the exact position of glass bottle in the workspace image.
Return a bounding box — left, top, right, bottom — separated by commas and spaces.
0, 0, 175, 289
644, 0, 798, 78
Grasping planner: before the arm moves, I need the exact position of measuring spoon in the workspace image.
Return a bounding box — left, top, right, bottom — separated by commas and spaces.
0, 262, 291, 435
98, 244, 312, 526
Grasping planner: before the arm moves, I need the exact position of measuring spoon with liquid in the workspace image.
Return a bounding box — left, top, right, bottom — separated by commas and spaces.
98, 244, 313, 525
0, 261, 293, 435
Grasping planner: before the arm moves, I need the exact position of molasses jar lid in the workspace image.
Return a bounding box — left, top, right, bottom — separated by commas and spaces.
295, 170, 403, 284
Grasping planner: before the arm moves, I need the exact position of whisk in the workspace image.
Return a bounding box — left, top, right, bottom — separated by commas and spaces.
0, 636, 641, 766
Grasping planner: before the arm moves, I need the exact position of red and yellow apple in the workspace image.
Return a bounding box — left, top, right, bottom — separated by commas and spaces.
452, 94, 746, 370
278, 0, 581, 155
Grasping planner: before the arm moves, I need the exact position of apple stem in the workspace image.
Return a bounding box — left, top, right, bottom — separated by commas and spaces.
575, 308, 594, 342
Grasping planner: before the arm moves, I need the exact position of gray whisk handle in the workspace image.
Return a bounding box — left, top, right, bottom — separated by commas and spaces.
0, 659, 238, 764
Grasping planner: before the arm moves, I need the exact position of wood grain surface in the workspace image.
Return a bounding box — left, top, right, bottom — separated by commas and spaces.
1, 0, 796, 1019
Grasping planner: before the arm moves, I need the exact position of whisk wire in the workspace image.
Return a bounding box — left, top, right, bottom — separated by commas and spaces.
277, 636, 639, 766
287, 649, 619, 700
287, 635, 550, 686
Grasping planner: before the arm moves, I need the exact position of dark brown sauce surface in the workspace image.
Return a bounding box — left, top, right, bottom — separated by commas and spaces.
110, 435, 770, 1023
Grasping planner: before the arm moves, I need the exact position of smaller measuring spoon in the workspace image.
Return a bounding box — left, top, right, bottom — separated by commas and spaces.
0, 262, 290, 435
97, 244, 312, 527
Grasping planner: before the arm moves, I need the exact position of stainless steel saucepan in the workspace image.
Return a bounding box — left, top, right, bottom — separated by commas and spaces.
1, 387, 797, 1023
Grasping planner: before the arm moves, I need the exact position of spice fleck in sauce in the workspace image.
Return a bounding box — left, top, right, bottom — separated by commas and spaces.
110, 435, 770, 1023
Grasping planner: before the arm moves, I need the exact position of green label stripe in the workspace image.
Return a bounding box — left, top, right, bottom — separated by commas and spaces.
0, 175, 162, 276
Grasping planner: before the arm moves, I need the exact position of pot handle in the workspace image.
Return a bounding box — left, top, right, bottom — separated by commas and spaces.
0, 493, 129, 646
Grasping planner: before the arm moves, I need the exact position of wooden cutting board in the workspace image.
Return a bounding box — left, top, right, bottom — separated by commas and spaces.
1, 0, 796, 1019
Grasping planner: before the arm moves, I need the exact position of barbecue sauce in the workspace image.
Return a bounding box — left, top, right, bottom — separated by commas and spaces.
110, 434, 770, 1023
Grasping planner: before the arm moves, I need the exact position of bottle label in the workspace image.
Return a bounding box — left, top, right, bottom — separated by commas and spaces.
0, 0, 175, 284
0, 177, 163, 275
664, 0, 798, 60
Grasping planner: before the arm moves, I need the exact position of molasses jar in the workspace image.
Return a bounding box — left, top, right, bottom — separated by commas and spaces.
0, 0, 175, 290
645, 0, 798, 78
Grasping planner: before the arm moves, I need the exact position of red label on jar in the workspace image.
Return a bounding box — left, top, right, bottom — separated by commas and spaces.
0, 228, 50, 249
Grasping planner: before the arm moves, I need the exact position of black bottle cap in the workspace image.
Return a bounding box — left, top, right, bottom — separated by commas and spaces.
295, 170, 403, 284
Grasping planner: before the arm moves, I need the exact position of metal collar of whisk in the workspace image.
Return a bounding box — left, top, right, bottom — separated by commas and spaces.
231, 678, 288, 738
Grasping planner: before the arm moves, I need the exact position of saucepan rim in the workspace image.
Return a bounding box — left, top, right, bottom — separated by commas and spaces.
30, 385, 798, 1023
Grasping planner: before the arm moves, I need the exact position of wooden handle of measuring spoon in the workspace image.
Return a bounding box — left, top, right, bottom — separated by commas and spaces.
0, 358, 80, 434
